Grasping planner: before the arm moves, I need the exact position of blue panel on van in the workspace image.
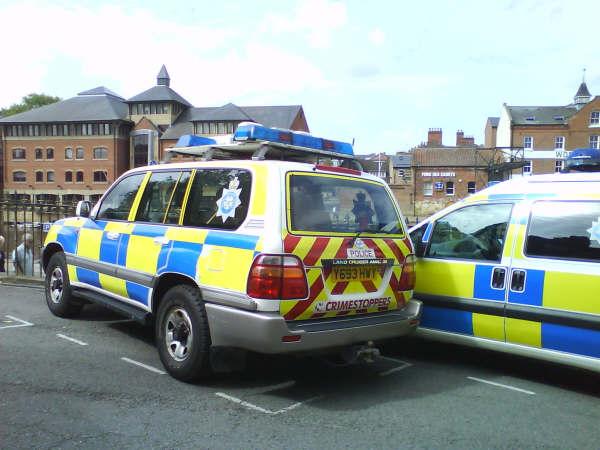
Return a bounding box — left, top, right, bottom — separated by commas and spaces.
542, 323, 600, 358
126, 281, 149, 305
99, 233, 119, 264
76, 267, 99, 288
473, 265, 506, 301
421, 305, 473, 335
57, 227, 78, 254
117, 234, 129, 266
508, 269, 544, 306
157, 241, 202, 278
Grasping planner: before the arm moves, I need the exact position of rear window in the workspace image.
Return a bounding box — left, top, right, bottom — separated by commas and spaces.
526, 201, 600, 262
287, 172, 403, 235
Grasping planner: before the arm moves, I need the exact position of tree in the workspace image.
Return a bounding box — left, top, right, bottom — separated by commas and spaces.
0, 93, 61, 118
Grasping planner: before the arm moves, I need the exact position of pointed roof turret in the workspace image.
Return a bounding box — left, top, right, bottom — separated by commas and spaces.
574, 69, 591, 106
157, 65, 170, 87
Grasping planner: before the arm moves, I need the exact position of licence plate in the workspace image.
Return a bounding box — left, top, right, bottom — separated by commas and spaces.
332, 265, 381, 282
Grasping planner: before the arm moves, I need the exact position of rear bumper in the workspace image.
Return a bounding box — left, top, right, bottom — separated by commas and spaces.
204, 299, 422, 354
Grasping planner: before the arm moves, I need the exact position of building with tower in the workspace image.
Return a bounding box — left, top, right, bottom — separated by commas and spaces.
0, 66, 309, 203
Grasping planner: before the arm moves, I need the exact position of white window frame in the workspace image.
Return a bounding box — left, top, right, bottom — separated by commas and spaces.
523, 136, 533, 149
423, 181, 433, 196
590, 135, 599, 149
445, 181, 455, 196
554, 136, 564, 149
467, 181, 476, 194
590, 111, 599, 126
13, 170, 27, 182
555, 160, 564, 173
523, 160, 532, 175
92, 147, 108, 160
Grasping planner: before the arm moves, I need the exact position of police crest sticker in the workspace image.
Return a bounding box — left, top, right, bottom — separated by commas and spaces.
216, 177, 242, 222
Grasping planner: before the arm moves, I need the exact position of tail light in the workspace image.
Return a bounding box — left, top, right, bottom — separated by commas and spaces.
247, 254, 308, 300
398, 254, 416, 291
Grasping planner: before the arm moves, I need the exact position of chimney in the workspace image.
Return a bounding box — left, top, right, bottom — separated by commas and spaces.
427, 128, 442, 146
456, 130, 464, 146
463, 136, 475, 146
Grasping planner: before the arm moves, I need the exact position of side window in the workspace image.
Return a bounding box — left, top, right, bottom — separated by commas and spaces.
96, 173, 146, 221
164, 171, 192, 224
426, 203, 512, 261
182, 169, 251, 230
526, 201, 600, 261
135, 171, 181, 223
409, 222, 430, 257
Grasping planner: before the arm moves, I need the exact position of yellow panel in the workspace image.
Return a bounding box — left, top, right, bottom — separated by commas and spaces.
67, 264, 78, 282
45, 226, 59, 246
98, 274, 129, 298
63, 218, 85, 227
165, 227, 207, 244
319, 237, 344, 260
473, 313, 504, 341
76, 228, 102, 260
104, 222, 135, 234
250, 165, 267, 216
415, 260, 474, 298
544, 271, 600, 314
126, 235, 161, 274
512, 224, 527, 259
506, 318, 541, 347
293, 236, 317, 262
197, 247, 254, 292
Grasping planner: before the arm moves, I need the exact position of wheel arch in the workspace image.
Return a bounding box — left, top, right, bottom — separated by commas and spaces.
152, 273, 201, 316
42, 243, 64, 273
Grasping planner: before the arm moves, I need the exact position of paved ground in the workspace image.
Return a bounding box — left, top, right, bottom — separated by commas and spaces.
1, 284, 599, 449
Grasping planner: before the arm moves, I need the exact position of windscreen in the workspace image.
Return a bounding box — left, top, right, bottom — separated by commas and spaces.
288, 173, 403, 235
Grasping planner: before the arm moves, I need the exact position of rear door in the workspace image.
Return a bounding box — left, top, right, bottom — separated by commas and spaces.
412, 202, 513, 341
281, 171, 413, 321
505, 199, 600, 359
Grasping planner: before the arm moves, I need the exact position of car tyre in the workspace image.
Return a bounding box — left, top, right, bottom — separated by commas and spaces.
45, 252, 83, 318
156, 285, 212, 382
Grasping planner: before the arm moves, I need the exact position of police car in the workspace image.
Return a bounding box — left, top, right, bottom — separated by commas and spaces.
42, 123, 422, 381
409, 172, 600, 373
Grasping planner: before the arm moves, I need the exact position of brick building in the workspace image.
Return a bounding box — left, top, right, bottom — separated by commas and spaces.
0, 66, 309, 202
490, 79, 600, 176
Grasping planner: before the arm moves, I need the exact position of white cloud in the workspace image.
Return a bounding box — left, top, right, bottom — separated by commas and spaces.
260, 0, 348, 49
368, 28, 385, 46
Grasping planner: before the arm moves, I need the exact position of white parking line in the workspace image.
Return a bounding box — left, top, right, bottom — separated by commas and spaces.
467, 376, 536, 395
215, 392, 322, 415
56, 333, 88, 346
121, 357, 166, 375
378, 356, 413, 377
0, 315, 34, 329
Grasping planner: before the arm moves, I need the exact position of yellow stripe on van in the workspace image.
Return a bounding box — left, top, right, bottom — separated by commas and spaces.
250, 165, 267, 216
127, 171, 151, 222
104, 222, 135, 234
544, 272, 600, 314
165, 227, 207, 244
414, 260, 474, 298
98, 274, 129, 298
126, 235, 160, 274
506, 318, 541, 347
76, 228, 102, 260
67, 264, 78, 282
473, 314, 504, 341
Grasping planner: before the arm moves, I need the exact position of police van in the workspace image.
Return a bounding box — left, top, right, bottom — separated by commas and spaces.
409, 172, 600, 373
42, 123, 421, 381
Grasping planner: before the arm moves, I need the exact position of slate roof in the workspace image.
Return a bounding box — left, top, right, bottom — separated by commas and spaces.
487, 116, 500, 127
575, 81, 591, 97
390, 154, 412, 167
507, 105, 577, 125
161, 104, 304, 140
127, 85, 192, 107
0, 90, 129, 123
412, 148, 495, 167
78, 86, 124, 99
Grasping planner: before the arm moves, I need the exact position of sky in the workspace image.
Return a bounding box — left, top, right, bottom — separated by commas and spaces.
1, 0, 599, 154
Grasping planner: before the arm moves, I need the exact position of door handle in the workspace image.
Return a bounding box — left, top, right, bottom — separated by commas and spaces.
510, 269, 526, 292
491, 267, 506, 289
106, 232, 119, 240
153, 236, 170, 246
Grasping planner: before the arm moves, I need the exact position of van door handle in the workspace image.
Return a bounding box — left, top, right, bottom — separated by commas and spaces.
491, 267, 506, 289
510, 269, 526, 292
106, 232, 119, 240
153, 236, 170, 246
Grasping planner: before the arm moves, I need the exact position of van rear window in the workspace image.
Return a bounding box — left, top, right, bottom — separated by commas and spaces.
287, 173, 403, 235
526, 201, 600, 262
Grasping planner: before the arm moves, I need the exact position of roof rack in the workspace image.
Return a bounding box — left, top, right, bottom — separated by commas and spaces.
163, 122, 363, 171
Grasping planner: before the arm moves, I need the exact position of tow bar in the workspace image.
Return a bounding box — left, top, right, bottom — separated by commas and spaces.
341, 341, 381, 364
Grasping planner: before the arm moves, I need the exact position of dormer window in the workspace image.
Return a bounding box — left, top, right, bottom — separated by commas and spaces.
553, 115, 564, 121
525, 116, 535, 121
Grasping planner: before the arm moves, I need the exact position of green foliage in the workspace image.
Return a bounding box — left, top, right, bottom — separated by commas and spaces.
0, 93, 61, 118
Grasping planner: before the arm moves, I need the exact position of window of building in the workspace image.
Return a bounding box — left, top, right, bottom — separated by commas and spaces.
65, 147, 73, 160
12, 148, 26, 160
47, 171, 55, 183
590, 135, 599, 149
217, 122, 225, 134
93, 147, 108, 160
467, 181, 476, 194
423, 182, 433, 196
65, 171, 73, 183
93, 170, 108, 183
426, 203, 512, 261
555, 159, 564, 173
554, 136, 564, 149
526, 201, 600, 261
35, 148, 43, 160
523, 160, 532, 175
143, 103, 151, 114
97, 173, 146, 221
76, 171, 84, 183
209, 122, 217, 134
63, 124, 69, 136
13, 171, 26, 182
76, 147, 84, 159
523, 136, 533, 149
46, 147, 54, 160
590, 111, 599, 126
445, 181, 454, 196
35, 171, 44, 183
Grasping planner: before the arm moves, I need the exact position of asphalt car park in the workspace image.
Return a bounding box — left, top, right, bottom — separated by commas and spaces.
2, 284, 600, 449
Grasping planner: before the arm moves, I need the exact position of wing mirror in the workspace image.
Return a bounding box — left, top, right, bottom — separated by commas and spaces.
75, 200, 92, 218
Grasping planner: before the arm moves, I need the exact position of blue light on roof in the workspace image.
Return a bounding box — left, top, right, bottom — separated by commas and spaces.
175, 134, 218, 147
233, 122, 354, 155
